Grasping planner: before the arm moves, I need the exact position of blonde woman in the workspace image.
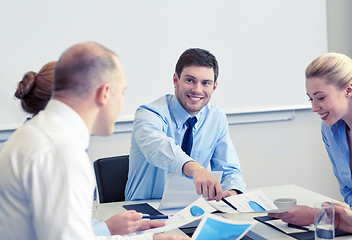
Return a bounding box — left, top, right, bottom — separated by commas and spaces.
270, 53, 352, 227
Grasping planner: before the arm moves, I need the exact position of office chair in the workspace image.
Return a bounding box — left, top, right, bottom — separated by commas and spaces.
93, 155, 129, 203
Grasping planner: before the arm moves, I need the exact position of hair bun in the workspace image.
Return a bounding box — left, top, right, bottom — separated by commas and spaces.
15, 71, 37, 99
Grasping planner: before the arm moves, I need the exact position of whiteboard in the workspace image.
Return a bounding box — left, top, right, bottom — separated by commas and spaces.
0, 0, 327, 128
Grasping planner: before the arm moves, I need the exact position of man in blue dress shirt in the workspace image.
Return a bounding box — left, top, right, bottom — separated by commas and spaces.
125, 48, 246, 201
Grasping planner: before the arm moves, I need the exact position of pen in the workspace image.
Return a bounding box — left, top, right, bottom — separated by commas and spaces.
221, 197, 237, 211
317, 202, 333, 224
317, 209, 327, 224
142, 215, 169, 219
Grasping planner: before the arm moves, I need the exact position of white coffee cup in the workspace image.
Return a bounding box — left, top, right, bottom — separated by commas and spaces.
274, 198, 297, 210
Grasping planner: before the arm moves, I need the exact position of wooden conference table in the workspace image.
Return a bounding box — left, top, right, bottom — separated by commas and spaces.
94, 184, 350, 239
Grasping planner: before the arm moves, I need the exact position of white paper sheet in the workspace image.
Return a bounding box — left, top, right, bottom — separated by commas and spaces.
130, 197, 217, 236
208, 190, 279, 213
158, 171, 222, 210
165, 197, 217, 227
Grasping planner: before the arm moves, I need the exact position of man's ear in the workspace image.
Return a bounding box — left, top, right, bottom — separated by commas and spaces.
173, 73, 179, 86
346, 83, 352, 97
213, 81, 218, 91
96, 83, 110, 106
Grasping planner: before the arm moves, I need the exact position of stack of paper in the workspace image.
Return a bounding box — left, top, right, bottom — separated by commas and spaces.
158, 171, 222, 210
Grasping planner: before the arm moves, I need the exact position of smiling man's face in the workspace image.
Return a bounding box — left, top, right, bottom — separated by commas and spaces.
173, 65, 217, 115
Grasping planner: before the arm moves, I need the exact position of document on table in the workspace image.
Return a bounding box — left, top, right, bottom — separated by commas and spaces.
130, 197, 217, 236
165, 197, 217, 228
208, 190, 279, 213
191, 214, 256, 240
158, 171, 222, 210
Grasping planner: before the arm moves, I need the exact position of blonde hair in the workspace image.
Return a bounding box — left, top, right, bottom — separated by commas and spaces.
305, 53, 352, 89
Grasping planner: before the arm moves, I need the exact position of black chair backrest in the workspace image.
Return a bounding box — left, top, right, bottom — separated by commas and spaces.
93, 155, 129, 203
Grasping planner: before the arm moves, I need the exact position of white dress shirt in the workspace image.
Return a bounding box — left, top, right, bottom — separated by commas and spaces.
0, 99, 152, 240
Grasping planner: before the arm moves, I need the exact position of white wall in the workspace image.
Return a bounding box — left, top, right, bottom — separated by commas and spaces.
326, 0, 352, 57
88, 109, 343, 202
0, 0, 326, 128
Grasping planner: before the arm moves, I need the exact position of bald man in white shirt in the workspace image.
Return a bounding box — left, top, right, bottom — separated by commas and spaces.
0, 42, 188, 240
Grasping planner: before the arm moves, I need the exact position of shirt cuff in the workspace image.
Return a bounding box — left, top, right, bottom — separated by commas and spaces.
92, 219, 111, 236
170, 149, 193, 176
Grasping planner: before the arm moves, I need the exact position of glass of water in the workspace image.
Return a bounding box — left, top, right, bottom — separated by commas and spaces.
314, 202, 335, 239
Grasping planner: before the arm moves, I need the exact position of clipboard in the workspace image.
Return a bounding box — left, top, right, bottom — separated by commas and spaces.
123, 203, 164, 215
254, 216, 351, 240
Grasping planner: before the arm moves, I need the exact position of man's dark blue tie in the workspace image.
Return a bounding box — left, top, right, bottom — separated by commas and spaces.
181, 117, 197, 156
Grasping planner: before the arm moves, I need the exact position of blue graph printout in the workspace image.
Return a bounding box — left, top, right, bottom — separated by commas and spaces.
192, 214, 255, 240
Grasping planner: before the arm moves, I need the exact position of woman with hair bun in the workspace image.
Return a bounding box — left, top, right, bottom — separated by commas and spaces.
14, 61, 56, 117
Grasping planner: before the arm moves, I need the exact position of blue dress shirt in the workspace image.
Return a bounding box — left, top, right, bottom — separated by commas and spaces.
92, 219, 110, 236
125, 94, 246, 200
321, 119, 352, 206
